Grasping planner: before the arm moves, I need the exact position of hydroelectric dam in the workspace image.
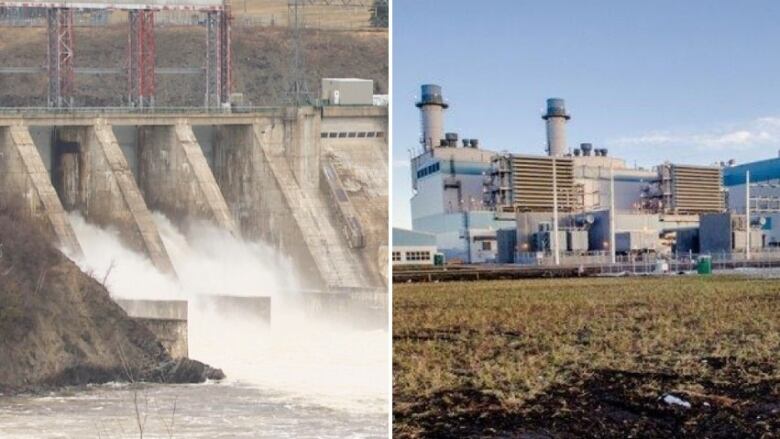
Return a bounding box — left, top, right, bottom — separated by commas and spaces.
0, 105, 389, 345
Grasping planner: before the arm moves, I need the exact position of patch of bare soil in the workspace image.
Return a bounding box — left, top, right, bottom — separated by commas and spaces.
394, 357, 780, 438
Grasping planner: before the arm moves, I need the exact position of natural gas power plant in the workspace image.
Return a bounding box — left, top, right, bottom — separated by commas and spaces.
403, 84, 780, 267
0, 0, 388, 355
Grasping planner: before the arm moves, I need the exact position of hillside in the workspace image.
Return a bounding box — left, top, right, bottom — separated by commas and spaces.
0, 213, 222, 393
0, 26, 387, 107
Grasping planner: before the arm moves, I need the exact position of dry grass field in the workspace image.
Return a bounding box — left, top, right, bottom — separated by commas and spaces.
75, 1, 374, 28
231, 0, 373, 28
393, 276, 780, 437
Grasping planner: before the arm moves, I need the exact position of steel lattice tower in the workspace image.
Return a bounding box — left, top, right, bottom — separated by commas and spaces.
47, 8, 74, 108
206, 6, 232, 108
128, 10, 156, 108
287, 0, 311, 106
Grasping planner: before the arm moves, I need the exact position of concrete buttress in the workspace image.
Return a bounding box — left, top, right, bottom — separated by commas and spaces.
138, 123, 238, 236
55, 123, 176, 275
284, 107, 321, 194
0, 125, 83, 257
252, 121, 367, 289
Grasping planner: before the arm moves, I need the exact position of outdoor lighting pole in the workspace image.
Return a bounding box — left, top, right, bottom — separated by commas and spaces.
609, 165, 616, 264
746, 170, 751, 261
552, 157, 560, 265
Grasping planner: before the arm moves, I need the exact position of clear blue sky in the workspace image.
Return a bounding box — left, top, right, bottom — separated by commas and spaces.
392, 0, 780, 229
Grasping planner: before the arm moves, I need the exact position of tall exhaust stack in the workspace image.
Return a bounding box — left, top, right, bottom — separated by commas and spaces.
416, 84, 449, 151
542, 98, 571, 157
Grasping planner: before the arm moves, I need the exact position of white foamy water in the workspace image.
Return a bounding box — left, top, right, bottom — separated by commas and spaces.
0, 383, 387, 438
61, 212, 388, 417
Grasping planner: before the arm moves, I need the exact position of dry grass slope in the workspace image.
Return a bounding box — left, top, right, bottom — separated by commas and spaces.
393, 276, 780, 437
0, 26, 387, 107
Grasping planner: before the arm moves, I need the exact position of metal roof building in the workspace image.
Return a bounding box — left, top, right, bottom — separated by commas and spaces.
723, 157, 780, 186
392, 228, 438, 266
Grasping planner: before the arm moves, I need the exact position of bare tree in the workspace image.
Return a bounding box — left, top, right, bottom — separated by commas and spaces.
101, 259, 116, 288
133, 390, 149, 439
33, 268, 48, 295
159, 397, 178, 439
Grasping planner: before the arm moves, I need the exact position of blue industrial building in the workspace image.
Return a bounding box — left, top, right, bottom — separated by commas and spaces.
722, 156, 780, 247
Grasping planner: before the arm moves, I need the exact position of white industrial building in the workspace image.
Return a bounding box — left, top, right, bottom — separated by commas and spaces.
392, 228, 438, 266
409, 85, 511, 263
406, 84, 732, 265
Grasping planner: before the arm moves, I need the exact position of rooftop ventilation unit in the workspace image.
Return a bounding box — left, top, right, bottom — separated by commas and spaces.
580, 143, 592, 156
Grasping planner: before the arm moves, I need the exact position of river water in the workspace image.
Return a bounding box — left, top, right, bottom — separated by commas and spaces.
0, 304, 389, 438
0, 382, 388, 438
0, 214, 389, 437
0, 309, 389, 438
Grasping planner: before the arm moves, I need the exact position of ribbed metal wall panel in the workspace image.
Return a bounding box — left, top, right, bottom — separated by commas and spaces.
510, 155, 576, 212
669, 165, 724, 214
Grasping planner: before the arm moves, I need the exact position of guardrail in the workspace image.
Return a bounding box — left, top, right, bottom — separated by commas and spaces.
0, 105, 288, 115
0, 8, 382, 30
0, 99, 359, 115
394, 250, 780, 283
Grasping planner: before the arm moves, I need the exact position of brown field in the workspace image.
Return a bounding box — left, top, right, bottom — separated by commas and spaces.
47, 1, 374, 29
232, 0, 373, 28
393, 276, 780, 438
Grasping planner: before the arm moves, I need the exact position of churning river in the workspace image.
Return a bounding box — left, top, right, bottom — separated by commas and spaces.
0, 212, 389, 438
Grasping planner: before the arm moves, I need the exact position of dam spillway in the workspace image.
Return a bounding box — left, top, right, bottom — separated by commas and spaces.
0, 106, 388, 294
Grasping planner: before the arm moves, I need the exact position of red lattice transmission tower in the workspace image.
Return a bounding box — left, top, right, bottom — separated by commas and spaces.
128, 10, 156, 108
206, 4, 232, 107
47, 8, 74, 107
10, 0, 231, 108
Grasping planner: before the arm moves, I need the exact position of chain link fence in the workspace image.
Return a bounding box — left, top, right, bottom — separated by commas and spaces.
514, 249, 780, 275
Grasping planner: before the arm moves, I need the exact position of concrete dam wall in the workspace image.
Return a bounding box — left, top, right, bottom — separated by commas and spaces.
0, 106, 388, 292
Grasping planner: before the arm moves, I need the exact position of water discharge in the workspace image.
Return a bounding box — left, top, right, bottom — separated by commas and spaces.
65, 213, 389, 416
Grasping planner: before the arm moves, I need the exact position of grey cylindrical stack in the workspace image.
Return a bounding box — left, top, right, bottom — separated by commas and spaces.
416, 84, 449, 151
542, 98, 571, 157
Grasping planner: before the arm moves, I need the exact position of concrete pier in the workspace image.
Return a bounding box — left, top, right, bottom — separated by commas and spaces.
114, 298, 189, 359
197, 295, 271, 324
304, 288, 387, 330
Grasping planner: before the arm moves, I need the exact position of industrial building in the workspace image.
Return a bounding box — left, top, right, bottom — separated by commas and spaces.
406, 83, 779, 265
722, 157, 780, 248
409, 85, 511, 263
392, 228, 438, 266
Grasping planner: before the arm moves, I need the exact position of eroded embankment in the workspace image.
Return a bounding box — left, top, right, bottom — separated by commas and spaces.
0, 212, 222, 394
